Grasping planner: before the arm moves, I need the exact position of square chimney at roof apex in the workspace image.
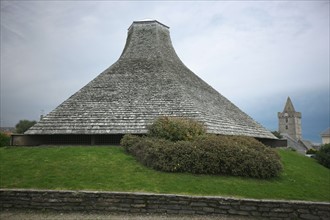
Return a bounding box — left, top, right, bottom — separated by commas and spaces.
128, 20, 170, 30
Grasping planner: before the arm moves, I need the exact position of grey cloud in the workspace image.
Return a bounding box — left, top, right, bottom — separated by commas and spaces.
0, 1, 328, 142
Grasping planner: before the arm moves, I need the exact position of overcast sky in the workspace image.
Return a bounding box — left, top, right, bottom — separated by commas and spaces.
1, 1, 329, 143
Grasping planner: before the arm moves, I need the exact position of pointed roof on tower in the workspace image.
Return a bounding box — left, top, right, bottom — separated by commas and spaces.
25, 20, 275, 139
279, 97, 301, 119
283, 97, 296, 113
321, 128, 330, 136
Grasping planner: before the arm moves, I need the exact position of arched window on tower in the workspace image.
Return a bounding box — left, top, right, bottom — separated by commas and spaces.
286, 125, 288, 130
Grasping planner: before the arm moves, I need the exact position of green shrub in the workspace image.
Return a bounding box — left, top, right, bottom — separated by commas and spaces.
289, 147, 296, 152
0, 132, 10, 147
15, 119, 37, 134
121, 134, 283, 179
147, 116, 206, 141
316, 144, 330, 169
306, 148, 317, 155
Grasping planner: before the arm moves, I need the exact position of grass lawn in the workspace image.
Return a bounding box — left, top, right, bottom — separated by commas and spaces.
0, 146, 329, 202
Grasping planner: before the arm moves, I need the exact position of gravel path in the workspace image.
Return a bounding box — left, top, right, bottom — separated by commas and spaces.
1, 210, 255, 220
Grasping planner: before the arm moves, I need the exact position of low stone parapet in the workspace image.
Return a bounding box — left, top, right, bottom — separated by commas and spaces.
1, 189, 329, 219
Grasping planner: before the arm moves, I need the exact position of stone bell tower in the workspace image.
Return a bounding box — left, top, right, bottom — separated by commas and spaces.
278, 97, 302, 140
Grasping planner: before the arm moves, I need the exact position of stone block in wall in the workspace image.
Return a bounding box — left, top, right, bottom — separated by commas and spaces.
299, 213, 321, 220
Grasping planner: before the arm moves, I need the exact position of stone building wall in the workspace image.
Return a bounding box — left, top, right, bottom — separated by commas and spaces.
1, 189, 329, 220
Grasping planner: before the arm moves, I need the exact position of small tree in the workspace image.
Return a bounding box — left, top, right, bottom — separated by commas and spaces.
316, 144, 330, 169
15, 120, 37, 134
0, 132, 10, 147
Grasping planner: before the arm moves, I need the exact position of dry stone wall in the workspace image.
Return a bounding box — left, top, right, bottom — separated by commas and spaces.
1, 189, 329, 220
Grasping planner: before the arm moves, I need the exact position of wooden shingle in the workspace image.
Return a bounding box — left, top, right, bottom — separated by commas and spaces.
26, 20, 276, 139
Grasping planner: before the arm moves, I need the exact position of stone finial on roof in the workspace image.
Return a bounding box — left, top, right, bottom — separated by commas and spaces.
129, 19, 169, 29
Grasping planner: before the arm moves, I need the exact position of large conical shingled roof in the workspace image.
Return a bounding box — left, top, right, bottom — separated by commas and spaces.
26, 20, 275, 139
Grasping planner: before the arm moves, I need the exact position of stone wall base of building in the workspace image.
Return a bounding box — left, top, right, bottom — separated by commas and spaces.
11, 134, 124, 146
257, 138, 287, 148
11, 134, 284, 147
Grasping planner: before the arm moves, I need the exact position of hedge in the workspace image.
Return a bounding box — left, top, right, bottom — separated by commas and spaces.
147, 116, 206, 141
316, 143, 330, 169
0, 132, 10, 147
121, 134, 282, 179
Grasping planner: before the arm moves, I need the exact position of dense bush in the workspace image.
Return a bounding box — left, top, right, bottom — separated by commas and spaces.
0, 132, 10, 147
316, 144, 330, 169
15, 119, 37, 134
121, 134, 283, 179
306, 148, 317, 155
148, 116, 206, 141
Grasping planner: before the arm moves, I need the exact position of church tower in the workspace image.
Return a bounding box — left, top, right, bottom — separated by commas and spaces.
278, 97, 302, 140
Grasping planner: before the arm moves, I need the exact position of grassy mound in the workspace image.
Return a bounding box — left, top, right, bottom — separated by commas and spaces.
0, 146, 329, 201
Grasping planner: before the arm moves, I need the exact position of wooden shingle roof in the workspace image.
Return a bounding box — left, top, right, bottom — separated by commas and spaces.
26, 20, 276, 139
